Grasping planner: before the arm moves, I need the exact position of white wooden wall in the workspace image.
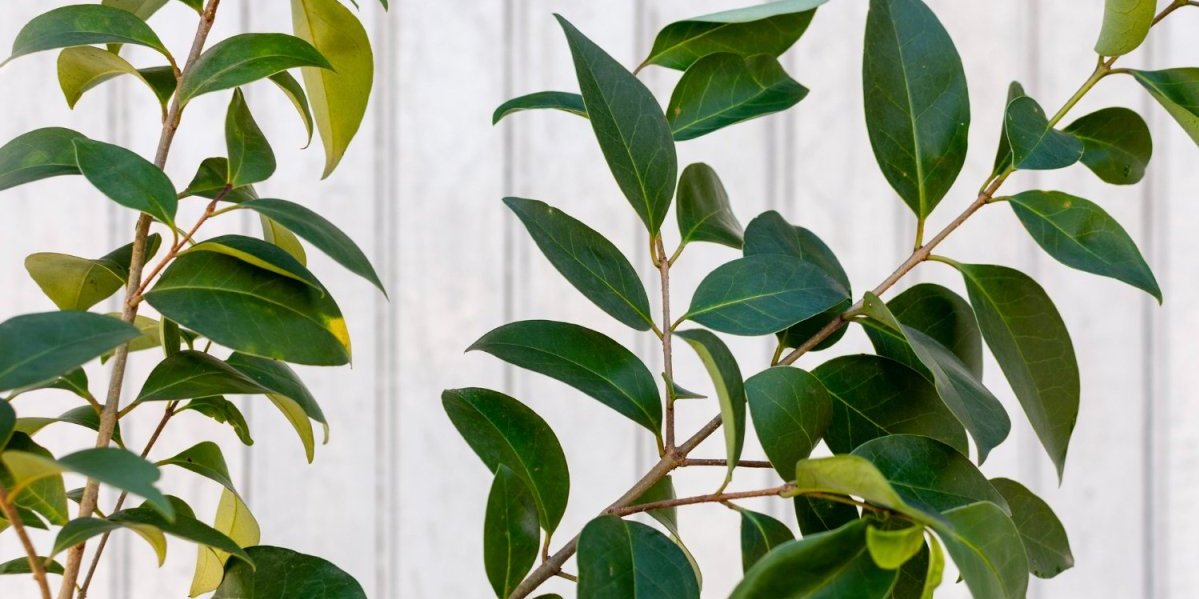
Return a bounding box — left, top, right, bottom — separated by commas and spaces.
0, 1, 1195, 597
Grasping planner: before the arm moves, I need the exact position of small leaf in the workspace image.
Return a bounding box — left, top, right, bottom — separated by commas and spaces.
934, 502, 1029, 599
990, 478, 1074, 579
112, 496, 253, 564
3, 447, 172, 519
630, 476, 680, 537
0, 128, 87, 192
4, 5, 171, 65
744, 366, 831, 479
0, 557, 64, 576
577, 516, 699, 599
504, 197, 653, 330
789, 455, 911, 514
178, 33, 332, 105
556, 15, 677, 234
0, 312, 139, 392
442, 388, 570, 533
1008, 190, 1160, 301
214, 546, 365, 599
185, 234, 323, 291
852, 435, 1009, 515
1005, 95, 1084, 171
156, 442, 238, 496
676, 163, 744, 249
668, 53, 807, 141
863, 283, 983, 379
641, 0, 826, 71
25, 234, 162, 311
179, 396, 254, 446
1064, 107, 1153, 185
191, 489, 259, 597
1095, 0, 1155, 57
484, 465, 540, 598
268, 72, 315, 146
136, 351, 268, 403
991, 82, 1027, 176
1133, 69, 1199, 146
51, 517, 166, 565
889, 539, 945, 599
685, 255, 847, 336
181, 157, 259, 203
866, 525, 924, 570
738, 508, 793, 573
493, 91, 587, 124
468, 321, 661, 436
675, 329, 745, 487
56, 47, 171, 111
74, 138, 177, 226
225, 89, 277, 188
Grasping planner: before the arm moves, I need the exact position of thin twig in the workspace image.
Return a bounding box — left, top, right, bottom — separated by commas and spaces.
0, 485, 51, 599
608, 485, 794, 517
131, 187, 230, 303
655, 236, 675, 452
680, 458, 773, 469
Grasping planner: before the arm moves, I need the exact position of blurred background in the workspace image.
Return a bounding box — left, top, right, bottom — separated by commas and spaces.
0, 1, 1196, 597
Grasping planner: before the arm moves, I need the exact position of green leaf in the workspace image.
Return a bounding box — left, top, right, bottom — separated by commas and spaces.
179, 396, 254, 446
866, 525, 925, 570
3, 5, 171, 65
1064, 107, 1152, 185
889, 539, 945, 599
991, 82, 1027, 176
676, 163, 744, 249
1005, 95, 1084, 171
730, 519, 898, 599
291, 0, 374, 178
214, 546, 365, 599
51, 517, 166, 565
852, 435, 1008, 515
685, 255, 848, 336
630, 476, 680, 537
114, 496, 252, 564
191, 488, 259, 597
185, 234, 323, 292
864, 0, 970, 220
4, 447, 171, 519
1095, 0, 1155, 56
442, 388, 569, 533
665, 374, 705, 400
577, 516, 699, 599
269, 72, 315, 146
136, 351, 268, 403
25, 234, 162, 312
0, 434, 68, 526
74, 138, 177, 226
0, 312, 139, 392
504, 197, 653, 330
675, 329, 745, 487
859, 293, 1010, 463
668, 53, 807, 141
813, 355, 968, 455
493, 91, 587, 124
990, 478, 1073, 579
178, 33, 332, 105
934, 502, 1029, 599
955, 264, 1079, 478
181, 157, 259, 203
738, 509, 793, 573
145, 251, 351, 366
790, 456, 910, 513
641, 0, 826, 71
101, 0, 170, 20
1133, 69, 1199, 146
56, 47, 171, 111
1008, 190, 1160, 301
484, 465, 540, 598
16, 405, 126, 448
556, 15, 677, 234
744, 366, 831, 479
0, 401, 12, 448
156, 443, 239, 500
12, 368, 91, 402
225, 89, 276, 188
0, 557, 64, 576
863, 283, 984, 379
0, 127, 87, 192
793, 495, 859, 536
259, 214, 308, 265
238, 198, 385, 294
468, 321, 661, 436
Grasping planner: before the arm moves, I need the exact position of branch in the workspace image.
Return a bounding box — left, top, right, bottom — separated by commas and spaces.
0, 485, 51, 599
608, 484, 794, 517
680, 458, 773, 469
655, 236, 675, 452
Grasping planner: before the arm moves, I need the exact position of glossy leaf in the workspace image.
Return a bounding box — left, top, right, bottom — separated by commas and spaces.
484, 465, 540, 598
789, 456, 912, 514
852, 435, 1008, 515
157, 442, 238, 497
1095, 0, 1155, 56
16, 405, 126, 448
991, 82, 1028, 176
504, 197, 653, 330
990, 478, 1074, 579
675, 329, 745, 486
557, 15, 677, 234
469, 321, 661, 435
866, 525, 924, 570
0, 127, 86, 192
181, 157, 259, 203
0, 312, 138, 392
178, 33, 332, 105
955, 264, 1079, 478
3, 447, 171, 518
863, 283, 983, 379
934, 502, 1029, 599
145, 252, 351, 366
493, 91, 587, 124
864, 0, 970, 219
631, 476, 680, 537
1064, 107, 1152, 185
641, 0, 826, 71
101, 0, 171, 20
676, 163, 743, 249
191, 488, 260, 597
51, 517, 166, 565
685, 255, 847, 336
74, 138, 177, 225
136, 351, 268, 403
1133, 69, 1199, 146
576, 516, 699, 599
226, 89, 277, 187
0, 434, 68, 526
259, 214, 308, 265
4, 5, 170, 65
890, 539, 945, 599
0, 557, 64, 576
738, 509, 793, 573
1008, 190, 1160, 301
668, 53, 808, 141
292, 0, 375, 177
185, 234, 323, 291
56, 47, 170, 111
112, 496, 252, 564
793, 495, 859, 536
813, 355, 968, 455
1005, 96, 1083, 171
25, 234, 162, 312
179, 396, 254, 446
442, 388, 569, 533
745, 366, 831, 479
214, 546, 366, 599
269, 72, 315, 146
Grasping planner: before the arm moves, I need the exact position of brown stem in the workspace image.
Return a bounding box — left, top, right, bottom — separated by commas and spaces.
680, 458, 773, 469
608, 484, 794, 517
130, 189, 228, 304
0, 485, 52, 599
655, 236, 675, 452
56, 3, 223, 598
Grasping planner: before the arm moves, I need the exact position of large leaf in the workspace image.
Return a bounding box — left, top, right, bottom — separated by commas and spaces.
225, 89, 276, 188
1008, 190, 1160, 301
0, 128, 86, 192
110, 496, 252, 564
56, 47, 172, 111
184, 234, 323, 291
468, 321, 661, 436
934, 502, 1029, 599
852, 435, 1008, 515
224, 352, 326, 461
51, 517, 166, 565
685, 255, 847, 336
813, 355, 968, 455
0, 312, 138, 392
556, 15, 677, 234
863, 283, 983, 379
667, 53, 808, 141
675, 329, 745, 487
145, 251, 351, 366
268, 72, 315, 146
793, 496, 859, 537
1133, 69, 1199, 146
136, 351, 269, 403
3, 5, 170, 65
576, 516, 699, 599
25, 234, 162, 311
744, 366, 831, 479
214, 546, 366, 599
504, 197, 653, 330
191, 489, 259, 597
292, 0, 374, 177
863, 0, 970, 220
1064, 107, 1152, 185
1095, 0, 1155, 56
738, 508, 794, 573
676, 163, 743, 249
442, 388, 569, 533
178, 33, 332, 105
484, 465, 540, 598
493, 91, 587, 124
74, 138, 177, 226
990, 478, 1073, 579
3, 447, 172, 519
640, 0, 826, 71
1005, 96, 1083, 171
0, 434, 68, 526
955, 264, 1079, 478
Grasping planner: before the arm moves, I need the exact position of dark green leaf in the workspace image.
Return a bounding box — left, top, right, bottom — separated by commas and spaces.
0, 128, 86, 192
74, 138, 177, 225
51, 517, 166, 564
738, 508, 793, 573
1005, 96, 1083, 171
675, 329, 745, 486
5, 447, 171, 518
225, 352, 326, 428
504, 197, 653, 330
863, 283, 983, 379
0, 434, 68, 526
493, 91, 587, 124
182, 157, 258, 203
935, 502, 1028, 599
442, 388, 569, 533
745, 366, 831, 479
225, 89, 276, 188
991, 82, 1027, 176
136, 350, 269, 403
668, 53, 807, 141
664, 374, 705, 400
4, 5, 170, 65
214, 546, 365, 599
0, 401, 12, 448
484, 465, 540, 598
179, 396, 254, 446
631, 476, 680, 537
468, 321, 661, 436
676, 163, 743, 249
556, 15, 677, 234
1133, 69, 1199, 146
268, 72, 315, 146
185, 234, 323, 292
0, 312, 139, 392
16, 405, 126, 448
178, 33, 332, 105
1064, 107, 1152, 185
955, 264, 1078, 478
25, 235, 162, 312
0, 557, 64, 576
852, 435, 1008, 515
793, 496, 858, 536
864, 0, 970, 220
685, 255, 847, 336
157, 442, 238, 495
1095, 0, 1155, 56
887, 540, 944, 599
641, 0, 826, 71
577, 516, 699, 599
990, 478, 1073, 579
115, 496, 252, 563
